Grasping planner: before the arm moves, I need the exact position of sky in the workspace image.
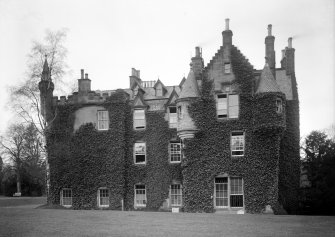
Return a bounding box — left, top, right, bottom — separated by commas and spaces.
0, 0, 334, 138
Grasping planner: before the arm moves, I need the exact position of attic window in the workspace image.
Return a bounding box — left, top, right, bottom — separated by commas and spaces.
224, 63, 231, 74
276, 98, 283, 113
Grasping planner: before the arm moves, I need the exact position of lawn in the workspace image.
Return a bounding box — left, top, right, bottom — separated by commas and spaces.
0, 197, 334, 237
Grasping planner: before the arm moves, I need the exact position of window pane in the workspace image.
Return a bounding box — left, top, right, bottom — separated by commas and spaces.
228, 95, 239, 119
135, 143, 146, 154
170, 184, 182, 206
231, 132, 244, 156
135, 185, 146, 206
134, 110, 145, 129
98, 111, 109, 130
170, 142, 181, 162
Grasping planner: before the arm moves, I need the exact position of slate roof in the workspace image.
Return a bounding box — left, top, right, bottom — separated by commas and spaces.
178, 69, 200, 99
256, 63, 281, 94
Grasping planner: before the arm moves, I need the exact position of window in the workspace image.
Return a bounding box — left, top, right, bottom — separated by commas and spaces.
98, 110, 109, 130
133, 109, 145, 129
169, 141, 181, 163
217, 94, 239, 119
156, 87, 163, 96
97, 188, 109, 207
134, 142, 146, 164
60, 188, 72, 207
170, 184, 182, 206
224, 63, 231, 73
214, 177, 243, 209
169, 107, 177, 128
276, 98, 283, 113
230, 177, 243, 208
177, 106, 182, 119
135, 185, 146, 207
231, 132, 244, 156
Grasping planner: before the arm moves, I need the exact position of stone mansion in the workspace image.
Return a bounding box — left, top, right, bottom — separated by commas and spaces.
40, 19, 300, 214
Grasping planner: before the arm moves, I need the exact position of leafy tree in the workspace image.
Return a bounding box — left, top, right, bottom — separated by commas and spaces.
0, 123, 45, 196
301, 130, 335, 215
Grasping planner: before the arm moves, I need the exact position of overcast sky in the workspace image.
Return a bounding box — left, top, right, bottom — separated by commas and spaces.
0, 0, 334, 137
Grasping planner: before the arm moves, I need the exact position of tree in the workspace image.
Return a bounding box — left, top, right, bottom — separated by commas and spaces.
9, 29, 69, 137
0, 123, 45, 196
301, 130, 335, 215
0, 156, 3, 194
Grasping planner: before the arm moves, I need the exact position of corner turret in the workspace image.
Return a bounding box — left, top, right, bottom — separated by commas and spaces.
254, 63, 285, 132
176, 65, 200, 140
38, 56, 54, 123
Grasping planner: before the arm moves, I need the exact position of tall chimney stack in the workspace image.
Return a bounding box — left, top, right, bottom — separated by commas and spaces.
288, 37, 293, 48
265, 24, 276, 78
81, 69, 84, 79
191, 46, 204, 80
78, 69, 91, 93
222, 18, 233, 47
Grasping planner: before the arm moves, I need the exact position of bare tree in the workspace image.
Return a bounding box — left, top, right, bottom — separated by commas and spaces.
9, 29, 69, 137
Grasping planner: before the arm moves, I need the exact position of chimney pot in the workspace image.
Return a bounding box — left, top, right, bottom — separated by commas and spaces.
195, 47, 200, 57
85, 73, 88, 79
288, 37, 292, 48
225, 18, 230, 30
268, 24, 272, 36
81, 69, 84, 79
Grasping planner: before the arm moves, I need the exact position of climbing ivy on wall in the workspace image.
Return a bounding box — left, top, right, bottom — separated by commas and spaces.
183, 46, 296, 213
46, 90, 182, 210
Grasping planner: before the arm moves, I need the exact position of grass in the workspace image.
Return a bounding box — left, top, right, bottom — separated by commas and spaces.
0, 197, 334, 237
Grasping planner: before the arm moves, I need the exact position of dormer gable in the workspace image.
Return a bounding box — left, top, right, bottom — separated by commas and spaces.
133, 89, 148, 108
153, 79, 167, 97
166, 88, 179, 106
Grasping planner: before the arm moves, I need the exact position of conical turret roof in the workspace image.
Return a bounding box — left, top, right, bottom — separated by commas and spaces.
178, 69, 200, 99
256, 63, 281, 94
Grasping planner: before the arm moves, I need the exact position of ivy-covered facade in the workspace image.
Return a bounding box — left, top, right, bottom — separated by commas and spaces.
40, 20, 300, 214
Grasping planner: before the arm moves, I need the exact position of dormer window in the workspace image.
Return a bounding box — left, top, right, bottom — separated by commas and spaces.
156, 86, 163, 97
276, 98, 283, 113
224, 63, 231, 74
133, 109, 145, 129
169, 107, 177, 128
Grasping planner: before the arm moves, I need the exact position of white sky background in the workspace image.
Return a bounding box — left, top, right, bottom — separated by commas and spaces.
0, 0, 334, 138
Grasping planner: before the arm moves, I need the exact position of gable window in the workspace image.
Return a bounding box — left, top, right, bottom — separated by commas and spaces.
214, 176, 243, 209
134, 109, 145, 129
134, 142, 146, 164
98, 188, 109, 207
60, 188, 72, 207
169, 107, 177, 128
217, 94, 239, 119
170, 184, 182, 206
169, 141, 181, 163
224, 63, 231, 73
231, 131, 244, 156
276, 98, 283, 113
156, 87, 163, 97
135, 184, 146, 207
98, 110, 109, 130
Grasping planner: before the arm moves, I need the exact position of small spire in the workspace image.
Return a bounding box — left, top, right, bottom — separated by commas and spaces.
42, 55, 49, 74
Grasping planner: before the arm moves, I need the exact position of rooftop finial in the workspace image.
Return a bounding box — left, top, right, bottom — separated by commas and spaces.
267, 24, 272, 36
225, 18, 230, 30
288, 37, 292, 48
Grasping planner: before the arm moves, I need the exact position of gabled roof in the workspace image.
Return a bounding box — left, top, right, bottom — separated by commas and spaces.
153, 79, 168, 95
166, 87, 179, 106
256, 63, 281, 94
133, 89, 147, 107
178, 69, 200, 99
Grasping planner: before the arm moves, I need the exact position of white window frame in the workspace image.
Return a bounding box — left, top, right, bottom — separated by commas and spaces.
169, 141, 181, 163
97, 188, 109, 208
134, 184, 146, 207
60, 188, 72, 207
276, 98, 283, 113
216, 93, 239, 119
97, 110, 109, 131
231, 131, 245, 156
169, 107, 177, 128
170, 184, 182, 207
133, 109, 146, 130
134, 142, 146, 164
214, 176, 244, 209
